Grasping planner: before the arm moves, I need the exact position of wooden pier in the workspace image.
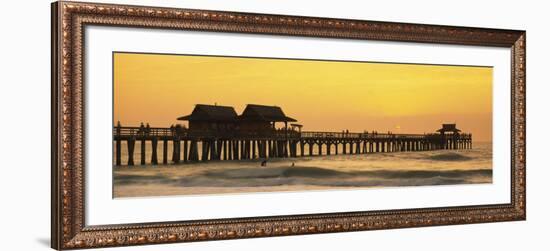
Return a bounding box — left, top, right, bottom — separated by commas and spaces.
113, 124, 472, 166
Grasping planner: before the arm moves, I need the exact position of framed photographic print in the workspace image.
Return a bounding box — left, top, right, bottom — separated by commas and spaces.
51, 1, 526, 249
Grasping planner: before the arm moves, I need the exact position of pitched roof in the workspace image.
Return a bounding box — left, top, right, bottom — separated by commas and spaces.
436, 123, 461, 132
177, 104, 238, 122
239, 104, 297, 122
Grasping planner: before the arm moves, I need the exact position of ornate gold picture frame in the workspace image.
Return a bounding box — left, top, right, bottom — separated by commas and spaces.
51, 1, 526, 249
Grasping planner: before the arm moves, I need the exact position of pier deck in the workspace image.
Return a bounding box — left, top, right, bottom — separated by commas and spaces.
113, 126, 472, 166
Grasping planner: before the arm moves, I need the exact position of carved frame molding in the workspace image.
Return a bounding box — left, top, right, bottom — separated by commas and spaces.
51, 1, 526, 249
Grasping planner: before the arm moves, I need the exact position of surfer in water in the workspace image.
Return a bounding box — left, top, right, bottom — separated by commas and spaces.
260, 159, 268, 167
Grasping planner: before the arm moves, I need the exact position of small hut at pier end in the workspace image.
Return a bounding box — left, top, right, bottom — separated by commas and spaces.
436, 123, 465, 149
436, 123, 461, 135
238, 104, 297, 136
177, 104, 238, 135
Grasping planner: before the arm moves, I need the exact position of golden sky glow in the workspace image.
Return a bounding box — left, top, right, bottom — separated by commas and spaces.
114, 52, 493, 141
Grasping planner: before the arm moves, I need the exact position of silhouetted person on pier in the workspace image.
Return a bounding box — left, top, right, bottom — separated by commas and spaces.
139, 122, 145, 135
145, 123, 151, 135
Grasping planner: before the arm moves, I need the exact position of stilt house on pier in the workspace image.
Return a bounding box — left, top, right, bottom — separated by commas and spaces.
238, 104, 297, 136
436, 124, 461, 135
177, 104, 238, 135
177, 104, 298, 137
435, 123, 471, 149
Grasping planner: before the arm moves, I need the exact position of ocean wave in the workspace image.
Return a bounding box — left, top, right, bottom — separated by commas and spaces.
204, 166, 343, 179
114, 174, 169, 185
427, 152, 473, 161
115, 165, 492, 188
203, 166, 491, 179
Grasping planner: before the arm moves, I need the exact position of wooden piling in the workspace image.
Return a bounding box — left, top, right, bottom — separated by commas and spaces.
233, 140, 239, 160
127, 137, 135, 166
251, 140, 256, 159
172, 137, 180, 164
242, 140, 247, 159
151, 137, 158, 165
140, 137, 146, 165
210, 140, 217, 160
162, 139, 168, 164
115, 125, 121, 166
224, 140, 228, 160
189, 140, 199, 161
115, 137, 121, 166
183, 140, 188, 162
228, 140, 233, 160
202, 141, 210, 161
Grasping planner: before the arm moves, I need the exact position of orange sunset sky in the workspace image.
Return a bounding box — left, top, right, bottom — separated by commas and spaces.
113, 52, 493, 142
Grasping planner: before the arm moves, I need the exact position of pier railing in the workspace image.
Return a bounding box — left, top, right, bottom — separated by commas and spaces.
299, 131, 435, 139
113, 126, 471, 140
113, 126, 302, 139
113, 125, 473, 166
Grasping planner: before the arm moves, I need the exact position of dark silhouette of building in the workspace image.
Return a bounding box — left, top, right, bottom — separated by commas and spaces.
436, 123, 461, 134
238, 104, 297, 135
436, 123, 466, 149
177, 104, 238, 133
